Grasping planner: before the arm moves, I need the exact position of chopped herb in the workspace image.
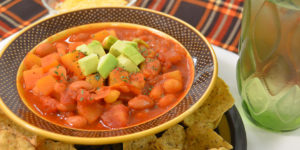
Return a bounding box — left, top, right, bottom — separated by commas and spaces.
96, 87, 100, 90
81, 89, 84, 94
54, 71, 59, 75
148, 87, 152, 91
156, 53, 159, 57
61, 73, 67, 81
95, 74, 100, 81
80, 97, 84, 101
141, 48, 147, 53
89, 97, 93, 101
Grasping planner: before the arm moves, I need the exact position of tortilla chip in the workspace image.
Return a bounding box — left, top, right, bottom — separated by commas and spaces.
184, 123, 232, 150
0, 109, 43, 146
37, 140, 76, 150
154, 124, 185, 150
209, 147, 230, 150
183, 77, 234, 128
123, 135, 157, 150
0, 130, 35, 150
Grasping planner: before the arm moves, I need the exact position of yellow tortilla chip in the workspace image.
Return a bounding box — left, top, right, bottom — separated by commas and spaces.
183, 77, 234, 128
0, 130, 35, 150
37, 140, 76, 150
184, 123, 233, 150
0, 109, 43, 146
123, 135, 157, 150
154, 124, 185, 150
209, 147, 230, 150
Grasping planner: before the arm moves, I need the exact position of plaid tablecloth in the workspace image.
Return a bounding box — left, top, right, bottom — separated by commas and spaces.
0, 0, 244, 53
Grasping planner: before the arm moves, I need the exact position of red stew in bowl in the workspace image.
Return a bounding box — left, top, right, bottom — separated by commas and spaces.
18, 23, 194, 130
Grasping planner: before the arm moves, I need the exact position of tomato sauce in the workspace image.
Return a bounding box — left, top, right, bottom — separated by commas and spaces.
19, 24, 194, 130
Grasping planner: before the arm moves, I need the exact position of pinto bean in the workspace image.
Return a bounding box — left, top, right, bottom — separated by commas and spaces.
163, 79, 183, 93
66, 115, 88, 128
157, 94, 176, 108
128, 95, 154, 110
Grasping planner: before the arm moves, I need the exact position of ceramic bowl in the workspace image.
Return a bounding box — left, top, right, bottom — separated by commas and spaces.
0, 7, 217, 145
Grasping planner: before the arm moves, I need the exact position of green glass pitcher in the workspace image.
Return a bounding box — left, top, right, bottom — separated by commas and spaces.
237, 0, 300, 131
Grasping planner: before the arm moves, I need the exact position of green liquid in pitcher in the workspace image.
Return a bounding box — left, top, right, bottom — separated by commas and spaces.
237, 0, 300, 131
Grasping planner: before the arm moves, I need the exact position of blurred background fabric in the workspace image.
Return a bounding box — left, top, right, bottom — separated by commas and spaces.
0, 0, 47, 40
0, 0, 243, 53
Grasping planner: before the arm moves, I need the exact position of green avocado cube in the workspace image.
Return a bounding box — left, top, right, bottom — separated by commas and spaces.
76, 44, 88, 55
109, 40, 145, 65
78, 54, 99, 76
117, 54, 140, 73
123, 41, 138, 49
123, 50, 145, 65
103, 35, 118, 50
87, 40, 106, 57
109, 40, 123, 57
97, 53, 118, 79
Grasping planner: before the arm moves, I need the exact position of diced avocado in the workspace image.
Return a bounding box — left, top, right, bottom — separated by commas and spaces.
76, 44, 88, 55
123, 41, 138, 49
109, 40, 123, 56
117, 54, 140, 73
129, 53, 145, 65
87, 40, 106, 57
109, 40, 145, 65
97, 53, 118, 79
78, 54, 99, 76
103, 35, 118, 50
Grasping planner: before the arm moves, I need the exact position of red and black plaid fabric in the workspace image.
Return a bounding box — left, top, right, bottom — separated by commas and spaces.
136, 0, 244, 52
0, 0, 47, 40
0, 0, 244, 53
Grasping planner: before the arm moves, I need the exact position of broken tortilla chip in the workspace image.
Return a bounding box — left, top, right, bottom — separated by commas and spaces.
184, 123, 233, 150
0, 130, 35, 150
123, 134, 157, 150
0, 110, 43, 147
37, 140, 76, 150
183, 77, 234, 128
154, 124, 186, 150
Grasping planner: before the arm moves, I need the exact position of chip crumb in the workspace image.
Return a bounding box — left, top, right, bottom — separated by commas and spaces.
123, 135, 157, 150
154, 124, 185, 150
